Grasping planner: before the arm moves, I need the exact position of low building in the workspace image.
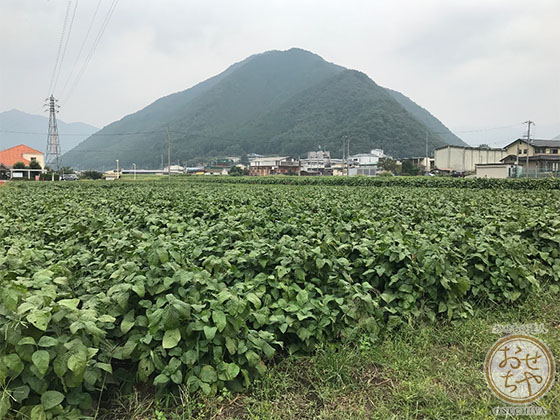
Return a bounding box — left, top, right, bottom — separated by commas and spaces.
162, 165, 185, 174
0, 144, 45, 169
434, 145, 508, 173
249, 156, 300, 176
475, 163, 516, 179
348, 149, 386, 166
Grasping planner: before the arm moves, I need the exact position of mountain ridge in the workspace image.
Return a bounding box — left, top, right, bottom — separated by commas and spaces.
63, 48, 466, 170
0, 109, 98, 156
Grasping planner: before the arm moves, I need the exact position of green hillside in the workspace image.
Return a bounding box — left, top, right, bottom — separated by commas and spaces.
385, 88, 467, 147
63, 49, 464, 170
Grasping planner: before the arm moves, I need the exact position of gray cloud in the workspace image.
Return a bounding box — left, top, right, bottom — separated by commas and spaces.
1, 0, 558, 143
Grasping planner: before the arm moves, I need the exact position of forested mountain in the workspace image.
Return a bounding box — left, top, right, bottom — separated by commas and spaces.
0, 109, 97, 154
385, 89, 467, 147
63, 48, 465, 169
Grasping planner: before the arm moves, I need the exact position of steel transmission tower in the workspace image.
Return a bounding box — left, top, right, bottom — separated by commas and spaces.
45, 95, 61, 171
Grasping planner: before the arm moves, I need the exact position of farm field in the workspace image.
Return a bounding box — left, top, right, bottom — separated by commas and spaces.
1, 181, 560, 419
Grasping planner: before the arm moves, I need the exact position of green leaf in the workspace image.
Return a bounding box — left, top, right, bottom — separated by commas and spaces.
182, 350, 198, 366
225, 337, 237, 355
200, 365, 217, 383
212, 310, 227, 332
380, 292, 396, 304
203, 326, 217, 341
27, 310, 51, 331
245, 350, 259, 367
95, 362, 113, 374
58, 299, 80, 309
3, 354, 24, 378
246, 293, 261, 309
120, 310, 135, 334
162, 328, 181, 349
41, 390, 64, 410
37, 336, 59, 347
30, 405, 46, 420
67, 350, 87, 377
296, 290, 309, 306
32, 350, 50, 376
225, 363, 240, 381
11, 385, 30, 403
0, 393, 10, 419
153, 373, 169, 386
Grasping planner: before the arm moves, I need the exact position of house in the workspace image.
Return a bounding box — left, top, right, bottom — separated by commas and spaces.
500, 139, 560, 176
0, 144, 45, 169
434, 145, 508, 173
249, 157, 300, 176
0, 144, 45, 180
300, 151, 332, 175
348, 149, 386, 166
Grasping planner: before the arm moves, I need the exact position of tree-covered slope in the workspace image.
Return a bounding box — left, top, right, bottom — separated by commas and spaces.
63, 48, 461, 170
385, 88, 467, 147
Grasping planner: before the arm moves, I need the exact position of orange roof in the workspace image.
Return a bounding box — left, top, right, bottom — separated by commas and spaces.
0, 144, 43, 167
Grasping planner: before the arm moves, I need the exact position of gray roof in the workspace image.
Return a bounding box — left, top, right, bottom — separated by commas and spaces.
503, 138, 560, 149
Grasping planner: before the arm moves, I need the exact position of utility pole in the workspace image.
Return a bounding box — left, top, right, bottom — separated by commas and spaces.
524, 120, 535, 178
133, 163, 136, 181
116, 159, 119, 179
167, 127, 171, 181
45, 95, 61, 172
425, 131, 429, 174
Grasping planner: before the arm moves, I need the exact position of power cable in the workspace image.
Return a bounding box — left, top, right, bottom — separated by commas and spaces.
52, 0, 80, 94
48, 0, 72, 95
62, 0, 119, 104
59, 0, 103, 98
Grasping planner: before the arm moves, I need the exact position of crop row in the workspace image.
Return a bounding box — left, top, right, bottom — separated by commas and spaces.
174, 175, 560, 189
0, 182, 559, 418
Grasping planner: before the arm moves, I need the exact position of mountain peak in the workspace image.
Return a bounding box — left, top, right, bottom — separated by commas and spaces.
62, 49, 464, 170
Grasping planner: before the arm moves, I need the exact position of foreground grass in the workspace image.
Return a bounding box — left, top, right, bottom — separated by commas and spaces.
98, 288, 560, 420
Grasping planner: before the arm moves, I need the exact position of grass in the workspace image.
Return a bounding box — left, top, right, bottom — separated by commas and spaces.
96, 287, 560, 420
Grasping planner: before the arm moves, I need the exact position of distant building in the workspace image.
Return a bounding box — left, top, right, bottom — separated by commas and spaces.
500, 139, 560, 176
475, 163, 516, 179
300, 151, 331, 175
401, 157, 435, 172
434, 145, 508, 173
163, 165, 185, 173
0, 144, 44, 169
249, 156, 300, 176
348, 149, 386, 166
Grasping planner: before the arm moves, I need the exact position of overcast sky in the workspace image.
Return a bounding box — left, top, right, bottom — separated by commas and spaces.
1, 0, 559, 144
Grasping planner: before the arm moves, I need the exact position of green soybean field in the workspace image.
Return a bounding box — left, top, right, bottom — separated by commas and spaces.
1, 181, 559, 419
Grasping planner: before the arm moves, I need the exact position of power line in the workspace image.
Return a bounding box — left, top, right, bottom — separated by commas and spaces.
62, 0, 119, 104
60, 0, 102, 98
48, 0, 72, 95
52, 0, 80, 94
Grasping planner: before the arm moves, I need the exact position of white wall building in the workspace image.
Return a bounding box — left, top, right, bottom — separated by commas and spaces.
348, 149, 386, 166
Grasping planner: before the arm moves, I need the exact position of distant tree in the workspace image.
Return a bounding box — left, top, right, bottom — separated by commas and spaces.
378, 158, 400, 174
13, 161, 26, 169
229, 166, 249, 176
81, 170, 103, 180
401, 160, 421, 176
240, 154, 250, 165
59, 166, 74, 174
29, 160, 42, 170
